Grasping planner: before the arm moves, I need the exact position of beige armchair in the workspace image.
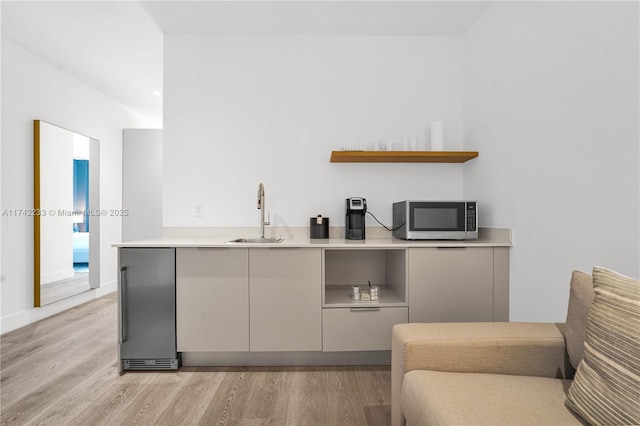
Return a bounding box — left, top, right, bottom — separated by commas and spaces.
391, 267, 640, 425
391, 322, 582, 425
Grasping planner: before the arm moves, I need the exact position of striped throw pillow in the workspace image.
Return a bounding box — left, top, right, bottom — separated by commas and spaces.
565, 267, 640, 425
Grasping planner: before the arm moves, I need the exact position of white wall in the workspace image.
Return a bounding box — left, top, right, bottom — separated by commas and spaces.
0, 37, 154, 333
463, 1, 640, 321
122, 129, 163, 242
164, 36, 465, 230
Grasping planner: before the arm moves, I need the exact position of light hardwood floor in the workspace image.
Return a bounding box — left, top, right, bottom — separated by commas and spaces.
0, 293, 391, 425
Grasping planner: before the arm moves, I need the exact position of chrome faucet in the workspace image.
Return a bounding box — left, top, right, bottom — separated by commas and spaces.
257, 182, 270, 238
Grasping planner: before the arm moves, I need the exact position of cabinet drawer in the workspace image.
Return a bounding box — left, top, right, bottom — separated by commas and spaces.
322, 307, 408, 352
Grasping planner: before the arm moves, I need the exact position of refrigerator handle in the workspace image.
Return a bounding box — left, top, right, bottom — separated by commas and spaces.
119, 266, 128, 344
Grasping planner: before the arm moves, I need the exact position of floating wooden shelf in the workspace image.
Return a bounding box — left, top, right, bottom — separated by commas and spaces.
330, 151, 479, 163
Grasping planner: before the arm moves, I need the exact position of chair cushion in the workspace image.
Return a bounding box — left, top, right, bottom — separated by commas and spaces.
564, 270, 595, 369
401, 370, 584, 425
566, 267, 640, 425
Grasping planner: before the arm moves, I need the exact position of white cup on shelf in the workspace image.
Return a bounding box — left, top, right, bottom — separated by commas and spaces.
430, 121, 444, 151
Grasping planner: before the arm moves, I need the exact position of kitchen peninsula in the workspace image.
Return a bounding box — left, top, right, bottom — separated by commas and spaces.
114, 227, 511, 370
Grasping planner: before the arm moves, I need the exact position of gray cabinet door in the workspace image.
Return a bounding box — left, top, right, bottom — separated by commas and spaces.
409, 247, 494, 322
119, 248, 176, 359
176, 248, 249, 351
249, 248, 322, 351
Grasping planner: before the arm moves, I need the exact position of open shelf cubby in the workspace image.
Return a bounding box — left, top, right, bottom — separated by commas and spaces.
323, 248, 407, 308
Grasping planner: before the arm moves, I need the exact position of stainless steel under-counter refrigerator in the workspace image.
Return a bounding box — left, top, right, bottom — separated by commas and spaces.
118, 247, 179, 372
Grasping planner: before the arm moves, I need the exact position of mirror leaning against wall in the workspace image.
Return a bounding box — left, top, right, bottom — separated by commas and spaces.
34, 120, 100, 307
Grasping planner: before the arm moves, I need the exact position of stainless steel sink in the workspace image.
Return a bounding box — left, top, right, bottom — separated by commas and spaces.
225, 237, 285, 244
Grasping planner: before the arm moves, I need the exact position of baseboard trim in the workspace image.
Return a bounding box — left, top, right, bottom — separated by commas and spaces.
182, 350, 391, 366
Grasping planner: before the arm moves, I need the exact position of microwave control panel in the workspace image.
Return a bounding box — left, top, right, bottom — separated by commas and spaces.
466, 203, 477, 232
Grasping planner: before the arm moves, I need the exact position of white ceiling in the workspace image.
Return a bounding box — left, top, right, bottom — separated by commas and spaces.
1, 1, 164, 119
141, 1, 490, 36
1, 1, 489, 121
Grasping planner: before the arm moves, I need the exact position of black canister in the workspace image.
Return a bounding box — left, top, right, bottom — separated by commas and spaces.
310, 215, 329, 239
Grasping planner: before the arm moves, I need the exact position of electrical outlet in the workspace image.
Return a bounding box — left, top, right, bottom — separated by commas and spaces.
195, 204, 203, 217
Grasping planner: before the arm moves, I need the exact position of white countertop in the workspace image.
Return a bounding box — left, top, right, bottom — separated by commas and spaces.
113, 227, 512, 248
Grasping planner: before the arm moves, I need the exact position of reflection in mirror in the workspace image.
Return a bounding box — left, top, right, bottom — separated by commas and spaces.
34, 120, 100, 307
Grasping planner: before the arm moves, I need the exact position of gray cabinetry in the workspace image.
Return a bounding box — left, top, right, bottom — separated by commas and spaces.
176, 248, 249, 351
408, 247, 509, 322
168, 240, 509, 362
249, 248, 322, 352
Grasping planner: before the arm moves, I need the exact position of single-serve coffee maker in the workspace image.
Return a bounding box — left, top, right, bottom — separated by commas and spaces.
345, 197, 367, 240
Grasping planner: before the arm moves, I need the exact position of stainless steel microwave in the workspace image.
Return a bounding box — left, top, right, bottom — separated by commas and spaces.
392, 201, 478, 240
